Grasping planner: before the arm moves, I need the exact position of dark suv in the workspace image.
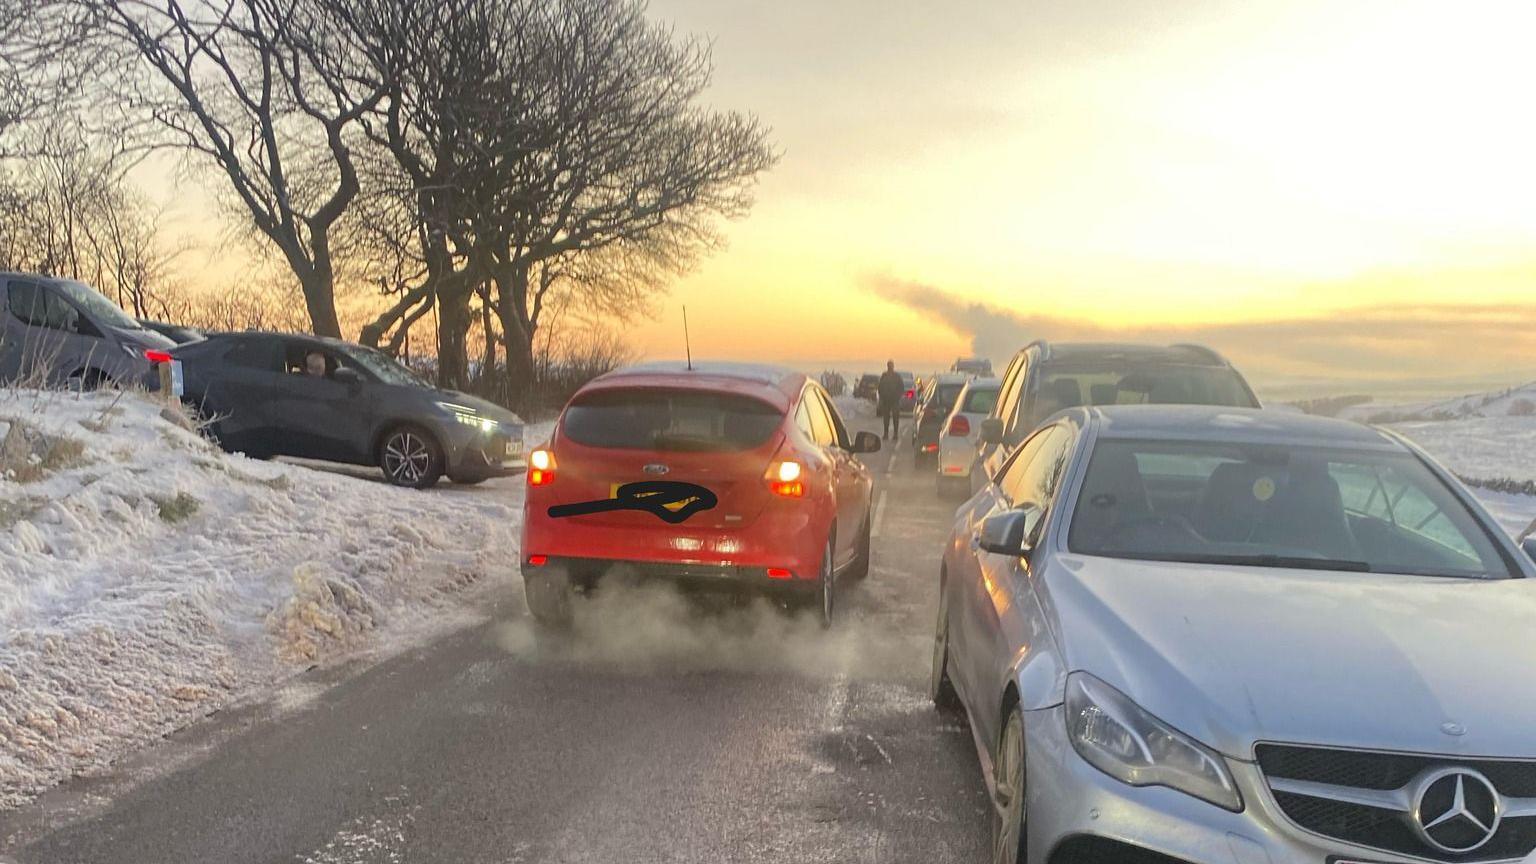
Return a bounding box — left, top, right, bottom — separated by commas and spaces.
972, 341, 1260, 489
174, 332, 524, 487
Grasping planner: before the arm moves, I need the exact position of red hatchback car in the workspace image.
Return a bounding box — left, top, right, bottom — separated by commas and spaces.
521, 362, 881, 625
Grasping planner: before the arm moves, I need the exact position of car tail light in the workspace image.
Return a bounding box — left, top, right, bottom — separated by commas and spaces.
144, 349, 173, 364
766, 459, 804, 497
905, 389, 915, 399
526, 554, 548, 566
921, 443, 938, 453
528, 449, 556, 486
947, 415, 971, 437
766, 567, 793, 580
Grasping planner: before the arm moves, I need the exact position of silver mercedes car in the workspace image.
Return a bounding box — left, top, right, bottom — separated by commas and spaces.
932, 405, 1536, 864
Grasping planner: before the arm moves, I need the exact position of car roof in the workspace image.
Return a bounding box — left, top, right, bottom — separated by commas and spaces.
931, 373, 971, 384
1039, 342, 1228, 367
1081, 405, 1403, 451
581, 361, 806, 412
203, 330, 362, 350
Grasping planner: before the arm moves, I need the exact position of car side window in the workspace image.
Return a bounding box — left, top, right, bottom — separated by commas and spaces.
793, 398, 816, 440
996, 425, 1071, 508
804, 390, 836, 447
223, 339, 280, 371
8, 281, 48, 326
815, 389, 850, 448
994, 353, 1026, 426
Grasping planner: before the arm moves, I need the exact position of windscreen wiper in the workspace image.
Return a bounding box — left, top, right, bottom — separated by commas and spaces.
1163, 553, 1373, 572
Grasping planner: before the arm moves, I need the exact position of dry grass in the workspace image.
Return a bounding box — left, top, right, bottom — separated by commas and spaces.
149, 491, 200, 523
0, 419, 89, 483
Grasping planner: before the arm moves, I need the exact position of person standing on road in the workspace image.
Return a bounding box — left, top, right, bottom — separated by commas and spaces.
877, 360, 905, 440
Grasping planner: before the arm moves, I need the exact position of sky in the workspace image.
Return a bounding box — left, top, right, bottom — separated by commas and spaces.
622, 0, 1536, 394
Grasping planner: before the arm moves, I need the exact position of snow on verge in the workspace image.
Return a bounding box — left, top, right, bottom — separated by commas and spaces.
0, 389, 527, 808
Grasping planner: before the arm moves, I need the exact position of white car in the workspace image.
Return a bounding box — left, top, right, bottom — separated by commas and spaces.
935, 376, 999, 496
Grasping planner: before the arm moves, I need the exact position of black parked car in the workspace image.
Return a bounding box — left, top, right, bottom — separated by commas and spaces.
173, 332, 525, 488
911, 372, 969, 466
137, 318, 206, 345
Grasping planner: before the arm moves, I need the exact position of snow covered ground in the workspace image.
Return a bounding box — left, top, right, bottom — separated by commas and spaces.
0, 388, 547, 808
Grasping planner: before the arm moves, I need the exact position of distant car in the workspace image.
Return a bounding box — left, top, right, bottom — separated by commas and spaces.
910, 372, 970, 467
520, 362, 881, 626
936, 376, 998, 496
137, 318, 205, 345
973, 341, 1260, 492
935, 404, 1536, 864
853, 373, 880, 401
951, 357, 991, 376
0, 271, 176, 389
898, 370, 917, 413
173, 332, 524, 488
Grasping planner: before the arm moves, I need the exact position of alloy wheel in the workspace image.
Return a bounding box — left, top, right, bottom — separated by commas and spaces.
383, 431, 432, 485
992, 711, 1027, 864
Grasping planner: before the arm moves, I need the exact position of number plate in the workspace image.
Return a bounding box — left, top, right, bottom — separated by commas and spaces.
503, 439, 522, 457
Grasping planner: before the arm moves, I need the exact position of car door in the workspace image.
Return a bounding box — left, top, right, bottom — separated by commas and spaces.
267, 341, 378, 463
816, 388, 871, 560
801, 387, 861, 567
968, 423, 1076, 754
952, 424, 1064, 711
2, 280, 93, 386
196, 337, 287, 455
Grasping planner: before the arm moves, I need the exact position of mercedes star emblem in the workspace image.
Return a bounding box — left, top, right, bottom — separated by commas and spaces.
1411, 767, 1503, 854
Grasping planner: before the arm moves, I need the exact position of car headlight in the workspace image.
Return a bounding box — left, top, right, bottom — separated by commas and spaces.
1064, 672, 1243, 812
434, 401, 496, 433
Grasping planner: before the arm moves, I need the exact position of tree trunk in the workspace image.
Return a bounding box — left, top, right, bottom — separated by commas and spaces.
495, 260, 535, 409
436, 287, 471, 390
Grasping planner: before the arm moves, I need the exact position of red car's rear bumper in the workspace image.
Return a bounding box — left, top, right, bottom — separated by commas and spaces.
521, 501, 826, 583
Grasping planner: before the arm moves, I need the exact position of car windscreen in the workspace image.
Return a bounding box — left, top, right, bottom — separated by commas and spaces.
962, 385, 999, 414
563, 389, 784, 452
53, 280, 142, 331
333, 344, 428, 387
1026, 362, 1255, 429
1067, 439, 1515, 578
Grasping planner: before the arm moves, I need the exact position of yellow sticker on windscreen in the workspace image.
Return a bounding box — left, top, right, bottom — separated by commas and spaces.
1252, 476, 1276, 502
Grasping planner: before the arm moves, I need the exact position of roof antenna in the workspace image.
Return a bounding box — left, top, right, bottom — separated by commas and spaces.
682, 305, 693, 371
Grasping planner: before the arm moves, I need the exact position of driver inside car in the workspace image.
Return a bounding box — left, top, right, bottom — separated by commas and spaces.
304, 351, 328, 378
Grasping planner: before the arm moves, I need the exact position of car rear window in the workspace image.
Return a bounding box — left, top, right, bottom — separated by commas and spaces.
963, 386, 999, 414
936, 383, 965, 412
563, 389, 784, 452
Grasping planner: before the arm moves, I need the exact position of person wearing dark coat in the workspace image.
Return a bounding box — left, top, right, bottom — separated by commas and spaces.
877, 360, 905, 440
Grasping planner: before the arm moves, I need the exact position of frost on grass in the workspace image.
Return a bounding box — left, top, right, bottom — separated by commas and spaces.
1, 390, 525, 808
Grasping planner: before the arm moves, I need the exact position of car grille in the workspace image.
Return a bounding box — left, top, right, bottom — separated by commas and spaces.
1257, 743, 1536, 862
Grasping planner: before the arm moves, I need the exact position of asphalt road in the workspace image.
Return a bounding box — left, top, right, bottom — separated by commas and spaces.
1, 413, 992, 864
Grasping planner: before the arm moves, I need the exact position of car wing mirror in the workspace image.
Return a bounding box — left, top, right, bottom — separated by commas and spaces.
1522, 535, 1536, 566
849, 430, 881, 454
979, 417, 1004, 446
977, 505, 1043, 556
333, 367, 363, 390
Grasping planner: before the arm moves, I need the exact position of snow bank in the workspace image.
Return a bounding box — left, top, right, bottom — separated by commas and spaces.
0, 389, 530, 808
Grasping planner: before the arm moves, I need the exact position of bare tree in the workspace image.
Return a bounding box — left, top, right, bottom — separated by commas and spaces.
71, 0, 385, 337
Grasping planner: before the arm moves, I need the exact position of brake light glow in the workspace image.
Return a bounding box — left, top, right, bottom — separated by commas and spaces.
921, 443, 938, 453
528, 449, 556, 486
947, 415, 971, 437
144, 349, 173, 364
527, 554, 548, 566
905, 389, 915, 399
767, 459, 804, 497
766, 567, 793, 580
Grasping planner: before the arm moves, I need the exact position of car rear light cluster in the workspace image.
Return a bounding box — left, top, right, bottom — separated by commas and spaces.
947, 415, 971, 437
766, 460, 804, 497
144, 349, 174, 364
526, 554, 548, 566
905, 389, 915, 399
528, 449, 556, 486
765, 567, 793, 580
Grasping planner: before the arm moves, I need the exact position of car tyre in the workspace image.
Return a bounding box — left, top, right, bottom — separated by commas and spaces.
523, 569, 573, 627
846, 512, 871, 580
817, 536, 835, 628
992, 708, 1028, 864
379, 425, 443, 488
930, 585, 962, 712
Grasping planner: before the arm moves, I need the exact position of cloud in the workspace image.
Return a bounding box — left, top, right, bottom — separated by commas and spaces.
864, 274, 1536, 391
